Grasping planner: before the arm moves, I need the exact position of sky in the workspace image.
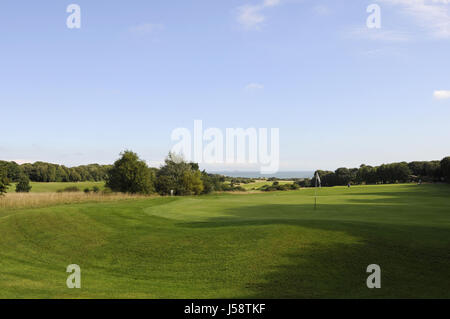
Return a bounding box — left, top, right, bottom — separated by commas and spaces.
1, 0, 449, 171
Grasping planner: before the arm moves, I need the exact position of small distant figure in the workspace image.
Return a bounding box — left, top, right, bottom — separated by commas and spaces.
418, 179, 422, 185
347, 183, 351, 188
170, 189, 174, 196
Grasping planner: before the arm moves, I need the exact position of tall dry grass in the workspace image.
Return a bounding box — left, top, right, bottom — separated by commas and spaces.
0, 192, 150, 210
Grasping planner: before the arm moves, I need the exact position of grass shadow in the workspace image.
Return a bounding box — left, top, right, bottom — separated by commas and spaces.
179, 200, 450, 298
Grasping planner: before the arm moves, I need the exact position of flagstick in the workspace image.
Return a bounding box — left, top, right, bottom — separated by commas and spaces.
314, 172, 320, 210
314, 175, 317, 210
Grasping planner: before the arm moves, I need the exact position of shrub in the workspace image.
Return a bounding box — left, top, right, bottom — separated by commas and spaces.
290, 183, 300, 190
102, 187, 113, 195
156, 153, 208, 195
260, 182, 299, 192
182, 170, 204, 195
220, 183, 246, 192
15, 175, 32, 193
92, 186, 100, 193
57, 186, 80, 193
0, 176, 10, 196
106, 151, 155, 194
441, 157, 450, 182
295, 179, 311, 188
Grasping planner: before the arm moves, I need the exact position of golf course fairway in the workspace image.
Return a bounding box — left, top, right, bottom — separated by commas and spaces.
0, 184, 449, 299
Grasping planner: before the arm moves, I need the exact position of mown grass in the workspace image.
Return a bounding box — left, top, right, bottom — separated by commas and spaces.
0, 184, 449, 298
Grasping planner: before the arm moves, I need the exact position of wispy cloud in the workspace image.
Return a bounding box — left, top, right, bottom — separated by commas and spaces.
380, 0, 450, 38
129, 23, 164, 35
237, 0, 282, 30
434, 90, 450, 99
313, 4, 331, 16
245, 83, 264, 90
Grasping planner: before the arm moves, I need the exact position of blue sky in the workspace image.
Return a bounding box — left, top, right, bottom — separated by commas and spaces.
1, 0, 449, 171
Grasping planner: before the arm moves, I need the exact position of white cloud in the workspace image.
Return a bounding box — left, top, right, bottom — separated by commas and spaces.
263, 0, 281, 7
433, 90, 450, 99
380, 0, 450, 38
238, 6, 265, 29
245, 83, 264, 90
237, 0, 282, 30
129, 23, 164, 35
313, 5, 331, 16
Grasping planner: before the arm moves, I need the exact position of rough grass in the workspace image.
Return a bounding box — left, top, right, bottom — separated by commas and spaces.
0, 192, 148, 211
0, 184, 449, 299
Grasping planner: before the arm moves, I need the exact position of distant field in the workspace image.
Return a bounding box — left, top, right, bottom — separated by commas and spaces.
234, 180, 294, 190
7, 181, 105, 193
0, 183, 449, 298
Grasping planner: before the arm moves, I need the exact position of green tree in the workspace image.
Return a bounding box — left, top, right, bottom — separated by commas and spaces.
357, 165, 377, 184
56, 166, 69, 182
15, 175, 32, 193
0, 161, 22, 182
68, 169, 82, 182
441, 157, 450, 182
156, 153, 206, 195
391, 162, 411, 183
106, 151, 155, 194
335, 167, 352, 185
295, 178, 311, 188
312, 170, 334, 186
0, 170, 10, 196
182, 170, 204, 195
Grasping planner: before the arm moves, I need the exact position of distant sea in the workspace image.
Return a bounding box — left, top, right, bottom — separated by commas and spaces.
210, 171, 314, 179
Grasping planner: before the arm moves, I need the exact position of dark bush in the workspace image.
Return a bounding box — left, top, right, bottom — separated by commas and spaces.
15, 175, 32, 193
106, 151, 155, 194
57, 186, 80, 193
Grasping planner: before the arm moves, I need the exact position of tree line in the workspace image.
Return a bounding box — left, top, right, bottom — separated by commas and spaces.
105, 151, 235, 195
1, 153, 449, 196
303, 157, 450, 187
0, 152, 244, 195
0, 160, 112, 183
0, 160, 112, 194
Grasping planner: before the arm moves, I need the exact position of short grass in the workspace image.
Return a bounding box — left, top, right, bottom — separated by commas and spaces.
0, 184, 449, 298
7, 181, 105, 193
